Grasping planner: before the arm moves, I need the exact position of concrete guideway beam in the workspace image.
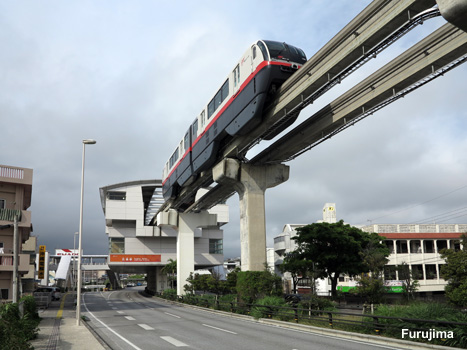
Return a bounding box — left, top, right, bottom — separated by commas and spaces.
213, 158, 289, 271
437, 0, 467, 32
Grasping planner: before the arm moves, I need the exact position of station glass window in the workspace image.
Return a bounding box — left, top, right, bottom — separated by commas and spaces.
109, 238, 124, 254
107, 191, 126, 201
209, 239, 223, 254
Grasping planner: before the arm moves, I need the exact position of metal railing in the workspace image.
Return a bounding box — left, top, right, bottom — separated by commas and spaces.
154, 292, 467, 347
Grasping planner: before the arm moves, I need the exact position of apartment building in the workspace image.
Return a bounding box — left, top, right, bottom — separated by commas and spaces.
0, 164, 33, 302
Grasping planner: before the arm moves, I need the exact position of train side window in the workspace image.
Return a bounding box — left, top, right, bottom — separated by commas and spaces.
200, 110, 206, 128
192, 119, 198, 137
252, 46, 257, 59
233, 65, 240, 88
214, 90, 222, 109
208, 99, 215, 119
169, 147, 179, 168
179, 140, 183, 156
257, 41, 269, 61
184, 132, 189, 151
221, 79, 229, 102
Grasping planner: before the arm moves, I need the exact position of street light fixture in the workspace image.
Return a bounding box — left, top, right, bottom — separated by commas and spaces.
76, 139, 96, 326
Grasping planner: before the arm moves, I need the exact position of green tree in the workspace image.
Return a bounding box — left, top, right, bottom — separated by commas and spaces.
161, 258, 177, 289
356, 238, 390, 304
440, 234, 467, 307
397, 262, 419, 301
291, 220, 389, 298
236, 270, 282, 304
279, 251, 312, 294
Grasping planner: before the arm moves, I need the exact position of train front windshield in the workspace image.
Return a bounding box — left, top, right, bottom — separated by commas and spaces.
263, 40, 307, 63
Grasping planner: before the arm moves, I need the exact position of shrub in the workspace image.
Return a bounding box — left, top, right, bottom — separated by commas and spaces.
250, 296, 293, 321
236, 271, 282, 304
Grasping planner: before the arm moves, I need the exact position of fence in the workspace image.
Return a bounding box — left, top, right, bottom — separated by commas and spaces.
155, 292, 467, 348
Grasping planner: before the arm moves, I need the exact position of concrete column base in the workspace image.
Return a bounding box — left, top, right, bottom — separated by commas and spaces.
213, 158, 289, 271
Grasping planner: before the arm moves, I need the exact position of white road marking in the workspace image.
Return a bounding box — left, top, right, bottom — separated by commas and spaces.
117, 311, 125, 314
160, 336, 188, 347
82, 295, 144, 350
138, 324, 154, 330
164, 312, 181, 319
124, 316, 136, 321
202, 323, 237, 334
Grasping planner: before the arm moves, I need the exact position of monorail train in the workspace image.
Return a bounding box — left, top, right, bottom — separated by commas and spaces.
162, 40, 307, 201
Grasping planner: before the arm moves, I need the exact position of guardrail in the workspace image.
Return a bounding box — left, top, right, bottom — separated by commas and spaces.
33, 292, 52, 308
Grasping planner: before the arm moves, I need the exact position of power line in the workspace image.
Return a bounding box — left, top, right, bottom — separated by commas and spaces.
364, 184, 467, 224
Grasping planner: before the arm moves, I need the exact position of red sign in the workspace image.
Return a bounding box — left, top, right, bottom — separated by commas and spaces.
110, 254, 161, 263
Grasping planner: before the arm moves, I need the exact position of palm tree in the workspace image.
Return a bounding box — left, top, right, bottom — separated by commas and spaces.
161, 259, 177, 289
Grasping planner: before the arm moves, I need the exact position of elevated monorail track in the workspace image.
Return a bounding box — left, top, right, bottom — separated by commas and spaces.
150, 0, 466, 220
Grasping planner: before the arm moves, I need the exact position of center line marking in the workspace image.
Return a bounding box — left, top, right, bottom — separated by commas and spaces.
164, 312, 181, 318
138, 324, 154, 330
160, 336, 188, 347
202, 324, 237, 334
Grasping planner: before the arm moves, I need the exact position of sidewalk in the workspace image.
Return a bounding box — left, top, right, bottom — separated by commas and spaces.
30, 292, 107, 350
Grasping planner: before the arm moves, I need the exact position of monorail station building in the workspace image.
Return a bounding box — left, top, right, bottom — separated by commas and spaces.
99, 180, 228, 293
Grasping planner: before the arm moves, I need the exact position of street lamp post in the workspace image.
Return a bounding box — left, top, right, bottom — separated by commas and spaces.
73, 232, 78, 292
76, 139, 96, 326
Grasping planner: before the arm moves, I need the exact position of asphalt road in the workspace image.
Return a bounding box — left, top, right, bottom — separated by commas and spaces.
82, 288, 403, 350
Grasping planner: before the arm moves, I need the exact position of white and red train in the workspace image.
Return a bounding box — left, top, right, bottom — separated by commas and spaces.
162, 40, 307, 201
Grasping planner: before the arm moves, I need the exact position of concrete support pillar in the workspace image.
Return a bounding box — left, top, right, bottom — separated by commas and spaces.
436, 0, 467, 32
176, 212, 217, 295
213, 158, 289, 271
147, 268, 157, 293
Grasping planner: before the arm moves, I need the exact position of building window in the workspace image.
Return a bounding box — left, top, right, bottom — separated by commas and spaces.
209, 239, 223, 254
384, 240, 394, 254
107, 192, 126, 201
436, 240, 447, 252
449, 240, 461, 251
0, 199, 5, 209
410, 240, 422, 254
412, 264, 424, 280
1, 289, 8, 300
298, 278, 311, 287
384, 265, 397, 280
274, 236, 285, 243
396, 240, 408, 254
423, 240, 434, 253
425, 264, 437, 279
109, 238, 124, 254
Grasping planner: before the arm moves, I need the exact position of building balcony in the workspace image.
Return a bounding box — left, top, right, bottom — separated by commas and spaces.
0, 253, 30, 273
0, 209, 32, 228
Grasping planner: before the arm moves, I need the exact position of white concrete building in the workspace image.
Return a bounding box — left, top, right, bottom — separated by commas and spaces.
273, 203, 336, 295
100, 180, 228, 293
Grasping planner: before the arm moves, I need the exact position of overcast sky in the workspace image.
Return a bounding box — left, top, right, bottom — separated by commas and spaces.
1, 1, 466, 259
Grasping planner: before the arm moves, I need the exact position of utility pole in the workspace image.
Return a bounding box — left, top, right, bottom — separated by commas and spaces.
13, 215, 18, 303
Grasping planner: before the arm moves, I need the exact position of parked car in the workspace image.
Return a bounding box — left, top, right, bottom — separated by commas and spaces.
34, 286, 61, 301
